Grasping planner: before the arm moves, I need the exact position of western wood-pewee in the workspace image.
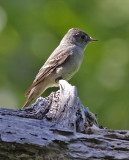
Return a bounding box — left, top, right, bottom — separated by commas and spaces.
22, 28, 97, 108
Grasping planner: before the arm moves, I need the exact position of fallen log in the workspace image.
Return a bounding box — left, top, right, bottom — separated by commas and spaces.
0, 80, 129, 160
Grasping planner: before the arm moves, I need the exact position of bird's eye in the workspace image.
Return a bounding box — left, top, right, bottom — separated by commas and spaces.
81, 35, 85, 39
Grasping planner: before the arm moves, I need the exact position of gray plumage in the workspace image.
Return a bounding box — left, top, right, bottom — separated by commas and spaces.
22, 28, 97, 108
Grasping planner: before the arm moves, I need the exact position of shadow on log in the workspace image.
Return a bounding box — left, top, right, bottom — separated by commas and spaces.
0, 80, 129, 160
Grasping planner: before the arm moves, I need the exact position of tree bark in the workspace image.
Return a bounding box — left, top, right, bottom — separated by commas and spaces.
0, 80, 129, 160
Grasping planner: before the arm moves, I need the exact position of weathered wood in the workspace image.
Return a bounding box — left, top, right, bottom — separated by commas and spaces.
0, 80, 129, 160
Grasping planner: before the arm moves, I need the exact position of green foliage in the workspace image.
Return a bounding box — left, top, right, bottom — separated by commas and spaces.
0, 0, 129, 129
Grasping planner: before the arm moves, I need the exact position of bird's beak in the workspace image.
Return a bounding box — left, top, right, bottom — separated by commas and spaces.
89, 37, 98, 42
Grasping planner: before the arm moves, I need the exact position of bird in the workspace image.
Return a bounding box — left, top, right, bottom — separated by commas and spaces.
22, 28, 98, 108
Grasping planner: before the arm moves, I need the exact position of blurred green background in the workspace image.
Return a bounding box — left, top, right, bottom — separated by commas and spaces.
0, 0, 129, 129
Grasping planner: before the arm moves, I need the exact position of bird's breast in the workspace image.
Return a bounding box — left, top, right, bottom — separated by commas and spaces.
56, 47, 84, 80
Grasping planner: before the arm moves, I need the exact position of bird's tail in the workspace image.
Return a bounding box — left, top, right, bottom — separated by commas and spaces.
22, 83, 47, 109
22, 87, 37, 109
22, 98, 33, 109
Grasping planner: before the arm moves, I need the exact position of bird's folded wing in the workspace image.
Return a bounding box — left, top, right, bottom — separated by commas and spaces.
25, 50, 71, 96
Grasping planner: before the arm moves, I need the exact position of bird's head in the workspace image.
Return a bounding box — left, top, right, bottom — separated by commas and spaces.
61, 28, 98, 50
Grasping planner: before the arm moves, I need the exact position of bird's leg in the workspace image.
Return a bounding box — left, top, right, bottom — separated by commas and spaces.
55, 76, 63, 83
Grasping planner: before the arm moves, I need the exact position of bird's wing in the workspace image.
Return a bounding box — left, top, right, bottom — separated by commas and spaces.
25, 49, 71, 96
